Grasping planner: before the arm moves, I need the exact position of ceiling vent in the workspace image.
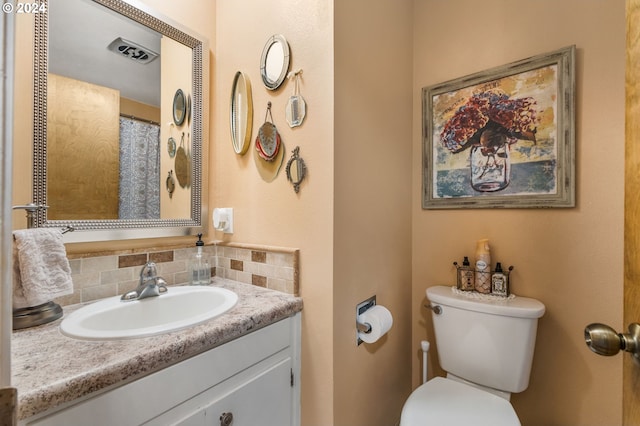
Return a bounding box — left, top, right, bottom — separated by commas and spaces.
107, 37, 159, 64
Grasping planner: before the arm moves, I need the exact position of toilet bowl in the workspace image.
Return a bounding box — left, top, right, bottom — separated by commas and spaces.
400, 285, 545, 425
401, 377, 520, 426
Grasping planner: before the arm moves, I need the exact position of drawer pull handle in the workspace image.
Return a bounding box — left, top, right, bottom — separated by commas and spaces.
220, 411, 233, 426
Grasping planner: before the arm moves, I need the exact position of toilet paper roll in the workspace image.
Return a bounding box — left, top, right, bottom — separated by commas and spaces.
358, 305, 393, 344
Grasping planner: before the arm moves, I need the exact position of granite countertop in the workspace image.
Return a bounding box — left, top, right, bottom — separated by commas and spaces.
11, 278, 303, 420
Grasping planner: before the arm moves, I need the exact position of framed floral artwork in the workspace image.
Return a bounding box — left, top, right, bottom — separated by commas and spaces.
422, 46, 575, 209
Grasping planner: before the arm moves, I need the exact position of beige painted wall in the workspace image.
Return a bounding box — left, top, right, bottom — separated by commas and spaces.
412, 1, 625, 425
214, 1, 337, 423
333, 1, 413, 425
216, 1, 414, 424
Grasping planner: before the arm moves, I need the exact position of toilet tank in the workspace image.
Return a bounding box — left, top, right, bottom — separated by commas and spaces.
426, 285, 545, 393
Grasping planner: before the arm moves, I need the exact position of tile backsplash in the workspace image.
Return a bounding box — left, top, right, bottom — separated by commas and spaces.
55, 242, 299, 307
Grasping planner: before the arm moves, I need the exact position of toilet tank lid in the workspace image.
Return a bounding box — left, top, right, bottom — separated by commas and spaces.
426, 286, 545, 319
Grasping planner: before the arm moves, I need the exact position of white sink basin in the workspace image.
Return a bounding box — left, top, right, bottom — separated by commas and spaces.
60, 286, 238, 340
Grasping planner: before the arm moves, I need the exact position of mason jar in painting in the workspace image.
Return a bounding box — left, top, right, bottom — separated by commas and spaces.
470, 143, 511, 192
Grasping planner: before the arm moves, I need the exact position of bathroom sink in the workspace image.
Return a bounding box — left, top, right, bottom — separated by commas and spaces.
60, 286, 238, 340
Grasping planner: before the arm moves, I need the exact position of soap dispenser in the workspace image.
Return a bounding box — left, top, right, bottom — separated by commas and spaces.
189, 233, 210, 286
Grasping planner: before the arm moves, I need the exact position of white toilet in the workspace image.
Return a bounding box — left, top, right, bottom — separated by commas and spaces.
400, 285, 545, 426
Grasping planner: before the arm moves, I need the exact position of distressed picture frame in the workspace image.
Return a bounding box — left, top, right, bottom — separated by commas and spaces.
422, 45, 575, 209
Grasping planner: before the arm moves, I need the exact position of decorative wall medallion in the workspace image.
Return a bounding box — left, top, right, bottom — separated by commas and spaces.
256, 102, 281, 161
175, 132, 189, 188
167, 136, 176, 158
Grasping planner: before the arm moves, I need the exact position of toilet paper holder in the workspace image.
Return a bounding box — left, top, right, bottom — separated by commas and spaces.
356, 295, 376, 344
356, 320, 372, 334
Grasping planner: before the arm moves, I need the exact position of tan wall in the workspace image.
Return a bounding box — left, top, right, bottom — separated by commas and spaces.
412, 1, 625, 425
119, 98, 160, 126
333, 0, 413, 425
214, 1, 336, 424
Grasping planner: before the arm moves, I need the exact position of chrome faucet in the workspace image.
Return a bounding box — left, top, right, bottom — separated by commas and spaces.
121, 262, 168, 301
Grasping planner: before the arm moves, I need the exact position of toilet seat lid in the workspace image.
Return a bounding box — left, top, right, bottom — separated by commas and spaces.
400, 377, 521, 426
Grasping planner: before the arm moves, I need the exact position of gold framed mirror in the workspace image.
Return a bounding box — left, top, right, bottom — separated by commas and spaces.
229, 71, 253, 155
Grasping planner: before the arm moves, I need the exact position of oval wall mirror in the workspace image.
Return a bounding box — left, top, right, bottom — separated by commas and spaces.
230, 71, 253, 155
260, 34, 290, 90
173, 89, 186, 126
286, 146, 307, 193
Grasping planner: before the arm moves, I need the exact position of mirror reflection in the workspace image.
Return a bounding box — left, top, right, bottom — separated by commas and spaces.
265, 44, 284, 79
35, 0, 206, 237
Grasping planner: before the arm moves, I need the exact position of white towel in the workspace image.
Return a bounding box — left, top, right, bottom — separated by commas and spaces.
12, 228, 73, 309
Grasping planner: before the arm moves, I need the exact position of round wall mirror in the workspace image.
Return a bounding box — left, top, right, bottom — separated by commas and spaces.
260, 34, 290, 90
173, 88, 186, 126
230, 71, 253, 154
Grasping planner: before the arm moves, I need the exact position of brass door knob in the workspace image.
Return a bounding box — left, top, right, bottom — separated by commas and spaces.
585, 322, 640, 360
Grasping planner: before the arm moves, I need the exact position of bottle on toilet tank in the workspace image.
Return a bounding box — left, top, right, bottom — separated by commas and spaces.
457, 256, 475, 291
491, 262, 508, 296
474, 239, 491, 293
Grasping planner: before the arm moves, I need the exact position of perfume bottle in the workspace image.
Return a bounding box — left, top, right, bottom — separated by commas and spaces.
491, 262, 508, 296
457, 256, 475, 291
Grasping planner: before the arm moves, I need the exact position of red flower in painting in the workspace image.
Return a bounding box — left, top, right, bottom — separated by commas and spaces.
440, 90, 538, 154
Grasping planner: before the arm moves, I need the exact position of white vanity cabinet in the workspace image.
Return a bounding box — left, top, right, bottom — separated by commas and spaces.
22, 314, 301, 426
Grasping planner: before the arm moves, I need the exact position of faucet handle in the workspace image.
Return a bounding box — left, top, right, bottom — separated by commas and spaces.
140, 261, 158, 282
157, 277, 168, 294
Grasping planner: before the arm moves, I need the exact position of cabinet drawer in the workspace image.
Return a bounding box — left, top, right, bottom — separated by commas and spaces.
165, 357, 292, 426
202, 358, 292, 426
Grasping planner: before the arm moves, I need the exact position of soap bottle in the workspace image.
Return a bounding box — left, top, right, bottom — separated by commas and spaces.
474, 239, 491, 294
189, 233, 210, 286
491, 262, 508, 296
457, 256, 475, 291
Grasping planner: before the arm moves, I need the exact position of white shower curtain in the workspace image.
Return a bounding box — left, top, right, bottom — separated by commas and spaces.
118, 117, 160, 219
